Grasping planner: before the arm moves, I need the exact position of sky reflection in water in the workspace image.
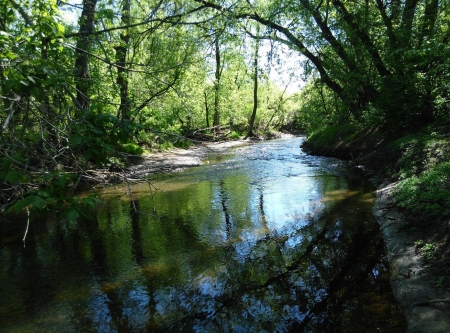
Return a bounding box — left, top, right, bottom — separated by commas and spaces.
0, 137, 406, 332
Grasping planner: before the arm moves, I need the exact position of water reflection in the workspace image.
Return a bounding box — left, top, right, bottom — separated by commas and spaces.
0, 137, 406, 332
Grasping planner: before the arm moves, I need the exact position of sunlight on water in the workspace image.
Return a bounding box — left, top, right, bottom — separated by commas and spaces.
0, 137, 406, 332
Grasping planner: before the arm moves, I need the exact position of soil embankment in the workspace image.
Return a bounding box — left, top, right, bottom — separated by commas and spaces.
302, 130, 450, 333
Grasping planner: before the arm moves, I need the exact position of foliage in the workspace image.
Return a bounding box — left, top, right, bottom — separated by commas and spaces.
306, 124, 358, 147
2, 0, 450, 224
394, 161, 450, 219
414, 240, 437, 260
230, 131, 242, 139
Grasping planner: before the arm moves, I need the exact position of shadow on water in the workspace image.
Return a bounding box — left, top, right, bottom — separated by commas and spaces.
0, 137, 406, 332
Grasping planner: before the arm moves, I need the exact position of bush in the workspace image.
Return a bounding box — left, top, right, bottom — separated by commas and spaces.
230, 131, 242, 139
121, 142, 145, 155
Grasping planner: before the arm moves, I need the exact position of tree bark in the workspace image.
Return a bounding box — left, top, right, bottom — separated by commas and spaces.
398, 0, 420, 48
74, 0, 98, 111
115, 0, 131, 121
204, 91, 210, 128
246, 33, 259, 138
213, 35, 221, 130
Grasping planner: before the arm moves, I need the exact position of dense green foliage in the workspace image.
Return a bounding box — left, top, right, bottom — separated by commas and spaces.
0, 0, 297, 220
2, 0, 450, 222
389, 129, 450, 220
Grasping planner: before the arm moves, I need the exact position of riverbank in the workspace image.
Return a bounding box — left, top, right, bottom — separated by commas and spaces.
302, 126, 450, 333
87, 133, 295, 187
373, 180, 450, 333
98, 131, 450, 332
78, 140, 252, 189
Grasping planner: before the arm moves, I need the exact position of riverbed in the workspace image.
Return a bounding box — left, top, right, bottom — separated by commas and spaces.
0, 137, 406, 332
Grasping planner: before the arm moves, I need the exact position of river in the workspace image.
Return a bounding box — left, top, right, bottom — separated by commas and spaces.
0, 137, 406, 332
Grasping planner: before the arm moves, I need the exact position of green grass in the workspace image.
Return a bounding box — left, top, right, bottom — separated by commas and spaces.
386, 125, 450, 220
307, 124, 357, 147
121, 142, 145, 155
394, 161, 450, 218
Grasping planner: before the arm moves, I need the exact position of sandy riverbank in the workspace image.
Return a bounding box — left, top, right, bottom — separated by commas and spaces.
126, 140, 252, 178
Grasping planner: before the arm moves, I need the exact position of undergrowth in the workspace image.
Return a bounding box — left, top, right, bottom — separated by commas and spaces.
389, 127, 450, 221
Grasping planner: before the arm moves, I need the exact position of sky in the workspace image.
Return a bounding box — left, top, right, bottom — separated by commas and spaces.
59, 1, 305, 94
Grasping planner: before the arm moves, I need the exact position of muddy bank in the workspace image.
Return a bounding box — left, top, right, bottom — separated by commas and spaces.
372, 180, 450, 333
80, 140, 253, 188
302, 133, 450, 333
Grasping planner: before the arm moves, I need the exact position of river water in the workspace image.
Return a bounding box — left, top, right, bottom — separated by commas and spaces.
0, 137, 406, 332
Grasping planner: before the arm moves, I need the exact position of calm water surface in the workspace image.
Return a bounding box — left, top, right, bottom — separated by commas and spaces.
0, 137, 406, 332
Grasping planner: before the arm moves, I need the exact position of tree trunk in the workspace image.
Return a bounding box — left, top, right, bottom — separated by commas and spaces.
73, 0, 98, 111
398, 0, 420, 49
213, 36, 221, 131
204, 91, 210, 128
418, 0, 439, 47
246, 33, 259, 138
115, 0, 131, 121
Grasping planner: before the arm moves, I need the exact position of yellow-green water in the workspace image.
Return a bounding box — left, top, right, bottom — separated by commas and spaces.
0, 137, 406, 332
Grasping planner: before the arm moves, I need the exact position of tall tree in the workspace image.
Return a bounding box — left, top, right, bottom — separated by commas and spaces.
246, 28, 259, 138
193, 0, 450, 130
74, 0, 98, 111
115, 0, 131, 121
213, 32, 222, 130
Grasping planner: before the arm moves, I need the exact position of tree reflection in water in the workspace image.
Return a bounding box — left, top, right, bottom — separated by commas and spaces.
0, 138, 406, 332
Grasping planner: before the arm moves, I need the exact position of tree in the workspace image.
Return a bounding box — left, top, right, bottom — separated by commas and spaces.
246, 25, 260, 138
115, 0, 131, 121
73, 0, 98, 111
193, 0, 450, 130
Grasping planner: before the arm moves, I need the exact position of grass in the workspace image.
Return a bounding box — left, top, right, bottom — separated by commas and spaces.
307, 124, 357, 147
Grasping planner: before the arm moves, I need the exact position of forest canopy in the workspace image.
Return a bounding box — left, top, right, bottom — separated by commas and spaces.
1, 0, 449, 221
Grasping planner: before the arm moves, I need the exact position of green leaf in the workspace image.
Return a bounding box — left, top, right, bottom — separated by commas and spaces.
65, 208, 80, 222
7, 195, 46, 213
27, 195, 47, 210
69, 135, 83, 146
4, 170, 26, 185
37, 190, 50, 198
58, 175, 66, 188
